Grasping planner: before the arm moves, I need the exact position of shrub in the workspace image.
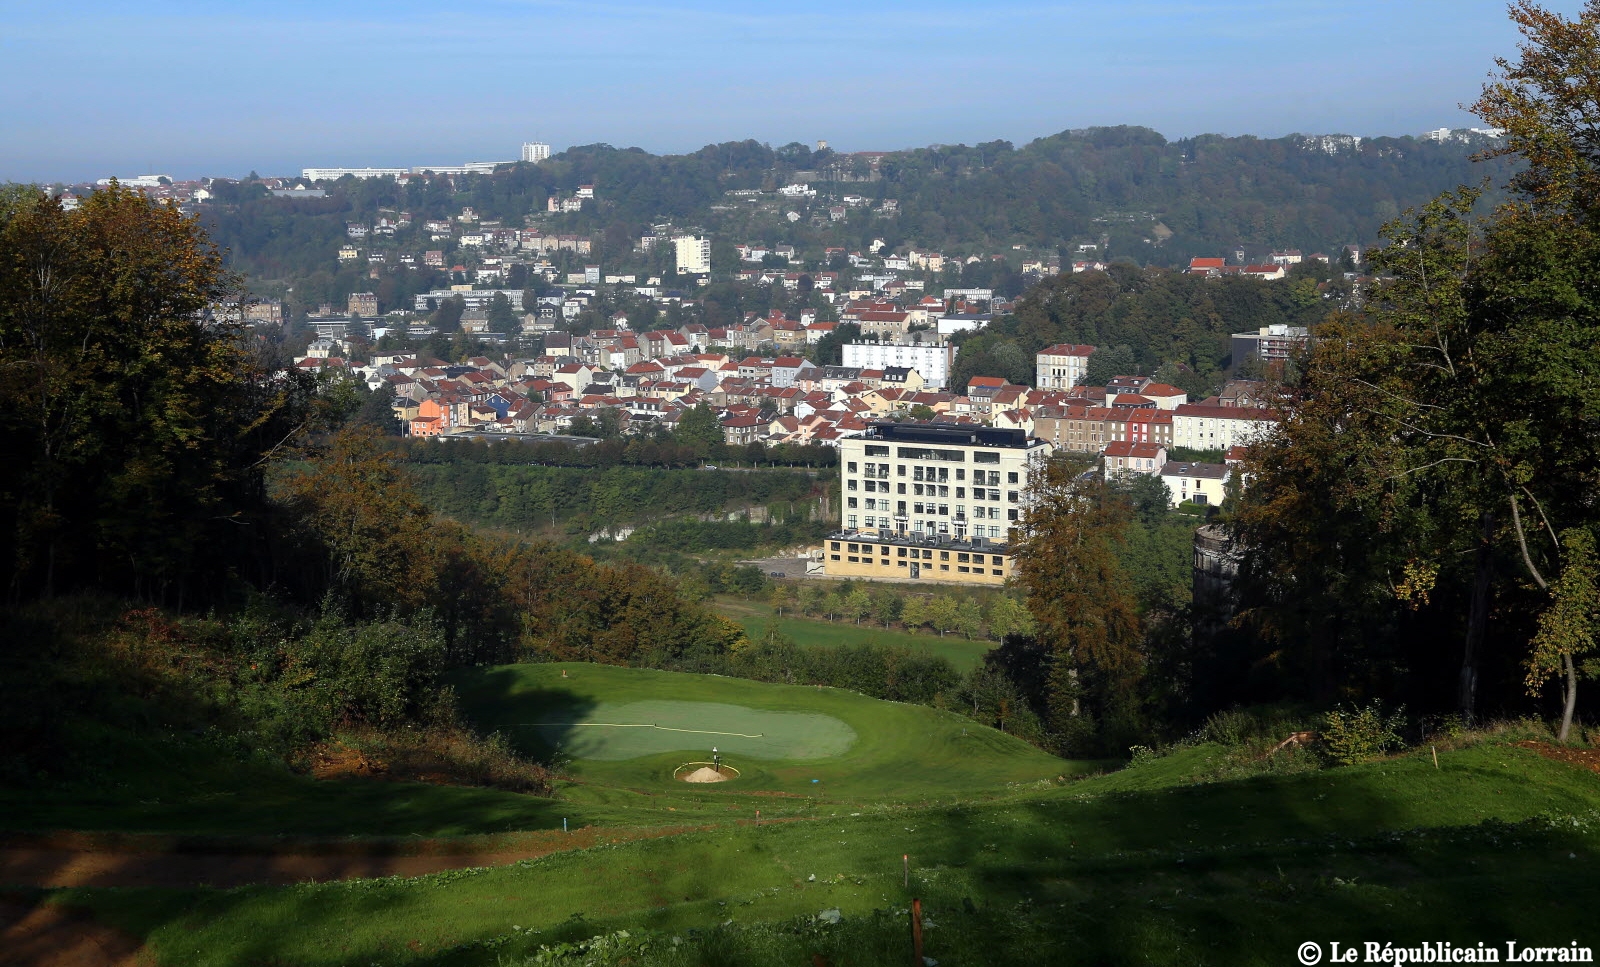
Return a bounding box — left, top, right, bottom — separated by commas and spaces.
1322, 702, 1406, 765
1201, 708, 1254, 746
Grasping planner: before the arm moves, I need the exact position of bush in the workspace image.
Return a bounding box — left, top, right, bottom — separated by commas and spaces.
1200, 709, 1254, 746
1322, 702, 1406, 765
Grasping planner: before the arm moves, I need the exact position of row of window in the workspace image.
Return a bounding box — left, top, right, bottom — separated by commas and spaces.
847, 480, 1019, 502
828, 554, 1005, 576
847, 462, 1018, 486
845, 516, 1010, 537
845, 498, 1016, 520
831, 541, 1005, 564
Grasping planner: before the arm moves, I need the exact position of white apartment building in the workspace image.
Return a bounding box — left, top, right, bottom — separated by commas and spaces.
842, 343, 955, 389
674, 235, 712, 275
521, 142, 552, 163
1160, 461, 1232, 508
826, 423, 1052, 585
1171, 404, 1277, 452
1035, 343, 1095, 390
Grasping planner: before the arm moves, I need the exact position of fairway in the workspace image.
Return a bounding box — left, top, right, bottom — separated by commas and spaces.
452, 662, 1078, 799
525, 699, 857, 760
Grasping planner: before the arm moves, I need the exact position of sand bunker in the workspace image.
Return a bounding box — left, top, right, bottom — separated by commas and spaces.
680, 766, 730, 783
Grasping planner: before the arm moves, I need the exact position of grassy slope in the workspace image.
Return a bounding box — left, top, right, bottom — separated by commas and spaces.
452, 663, 1075, 801
713, 595, 997, 673
67, 742, 1600, 966
0, 661, 1065, 838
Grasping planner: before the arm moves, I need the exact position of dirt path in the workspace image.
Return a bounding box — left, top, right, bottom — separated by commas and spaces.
0, 825, 703, 890
0, 900, 145, 967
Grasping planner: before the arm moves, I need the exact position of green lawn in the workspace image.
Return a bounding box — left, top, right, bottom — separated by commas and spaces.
714, 596, 997, 672
451, 663, 1076, 802
62, 742, 1600, 966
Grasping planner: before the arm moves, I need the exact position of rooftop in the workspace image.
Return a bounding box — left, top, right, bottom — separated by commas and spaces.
857, 422, 1039, 449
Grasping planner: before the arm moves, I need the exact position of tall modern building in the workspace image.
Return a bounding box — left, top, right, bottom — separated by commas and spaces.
521, 142, 552, 163
674, 235, 712, 275
823, 423, 1052, 586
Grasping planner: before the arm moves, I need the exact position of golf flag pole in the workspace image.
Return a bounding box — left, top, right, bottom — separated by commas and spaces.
903, 854, 909, 888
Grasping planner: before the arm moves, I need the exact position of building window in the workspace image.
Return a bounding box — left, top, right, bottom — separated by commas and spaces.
1008, 472, 1018, 484
880, 545, 890, 555
847, 515, 857, 529
958, 566, 970, 573
940, 551, 949, 561
991, 555, 1003, 564
830, 542, 840, 550
830, 554, 839, 561
992, 569, 1003, 576
847, 462, 858, 473
847, 497, 858, 509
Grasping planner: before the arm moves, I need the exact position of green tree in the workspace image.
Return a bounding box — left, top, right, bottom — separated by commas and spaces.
844, 586, 873, 626
1015, 464, 1142, 750
0, 184, 312, 601
1525, 528, 1600, 742
954, 599, 985, 640
433, 293, 465, 331
871, 588, 903, 628
487, 291, 517, 330
985, 594, 1035, 641
900, 594, 929, 632
675, 403, 723, 454
927, 595, 960, 637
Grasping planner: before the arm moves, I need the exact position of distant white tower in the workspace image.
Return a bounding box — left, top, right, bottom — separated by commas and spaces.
521, 142, 552, 163
674, 235, 711, 275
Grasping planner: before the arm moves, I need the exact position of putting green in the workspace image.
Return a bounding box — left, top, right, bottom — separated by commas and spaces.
523, 700, 856, 761
454, 663, 1079, 800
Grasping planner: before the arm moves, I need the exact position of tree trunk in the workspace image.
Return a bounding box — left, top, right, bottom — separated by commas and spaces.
1460, 511, 1495, 721
1559, 652, 1578, 743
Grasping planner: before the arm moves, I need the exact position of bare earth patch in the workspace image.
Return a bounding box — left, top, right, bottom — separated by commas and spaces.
0, 899, 145, 967
0, 826, 705, 890
1514, 740, 1600, 775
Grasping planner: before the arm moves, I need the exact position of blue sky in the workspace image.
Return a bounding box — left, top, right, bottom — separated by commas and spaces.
0, 0, 1579, 182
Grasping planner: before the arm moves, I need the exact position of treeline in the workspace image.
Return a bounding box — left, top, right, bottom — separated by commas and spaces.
773, 581, 1036, 643
877, 126, 1512, 258
392, 435, 839, 471
398, 462, 822, 535
626, 517, 829, 554
953, 259, 1348, 397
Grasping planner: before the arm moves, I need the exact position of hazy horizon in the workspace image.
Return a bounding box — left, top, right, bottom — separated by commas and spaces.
2, 0, 1576, 183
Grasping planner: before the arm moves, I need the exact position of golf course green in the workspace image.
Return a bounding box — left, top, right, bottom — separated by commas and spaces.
452, 662, 1078, 799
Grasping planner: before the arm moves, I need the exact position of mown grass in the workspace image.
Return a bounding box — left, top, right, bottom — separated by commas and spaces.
59, 742, 1600, 966
451, 663, 1077, 802
713, 595, 997, 672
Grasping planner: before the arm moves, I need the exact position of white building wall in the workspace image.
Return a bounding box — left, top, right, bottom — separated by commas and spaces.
842, 343, 955, 389
674, 236, 711, 275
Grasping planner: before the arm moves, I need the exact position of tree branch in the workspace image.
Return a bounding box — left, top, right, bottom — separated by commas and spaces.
1509, 492, 1550, 590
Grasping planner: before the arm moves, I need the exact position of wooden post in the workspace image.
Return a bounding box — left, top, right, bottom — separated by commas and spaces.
756, 809, 761, 826
910, 898, 923, 966
1432, 746, 1440, 770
